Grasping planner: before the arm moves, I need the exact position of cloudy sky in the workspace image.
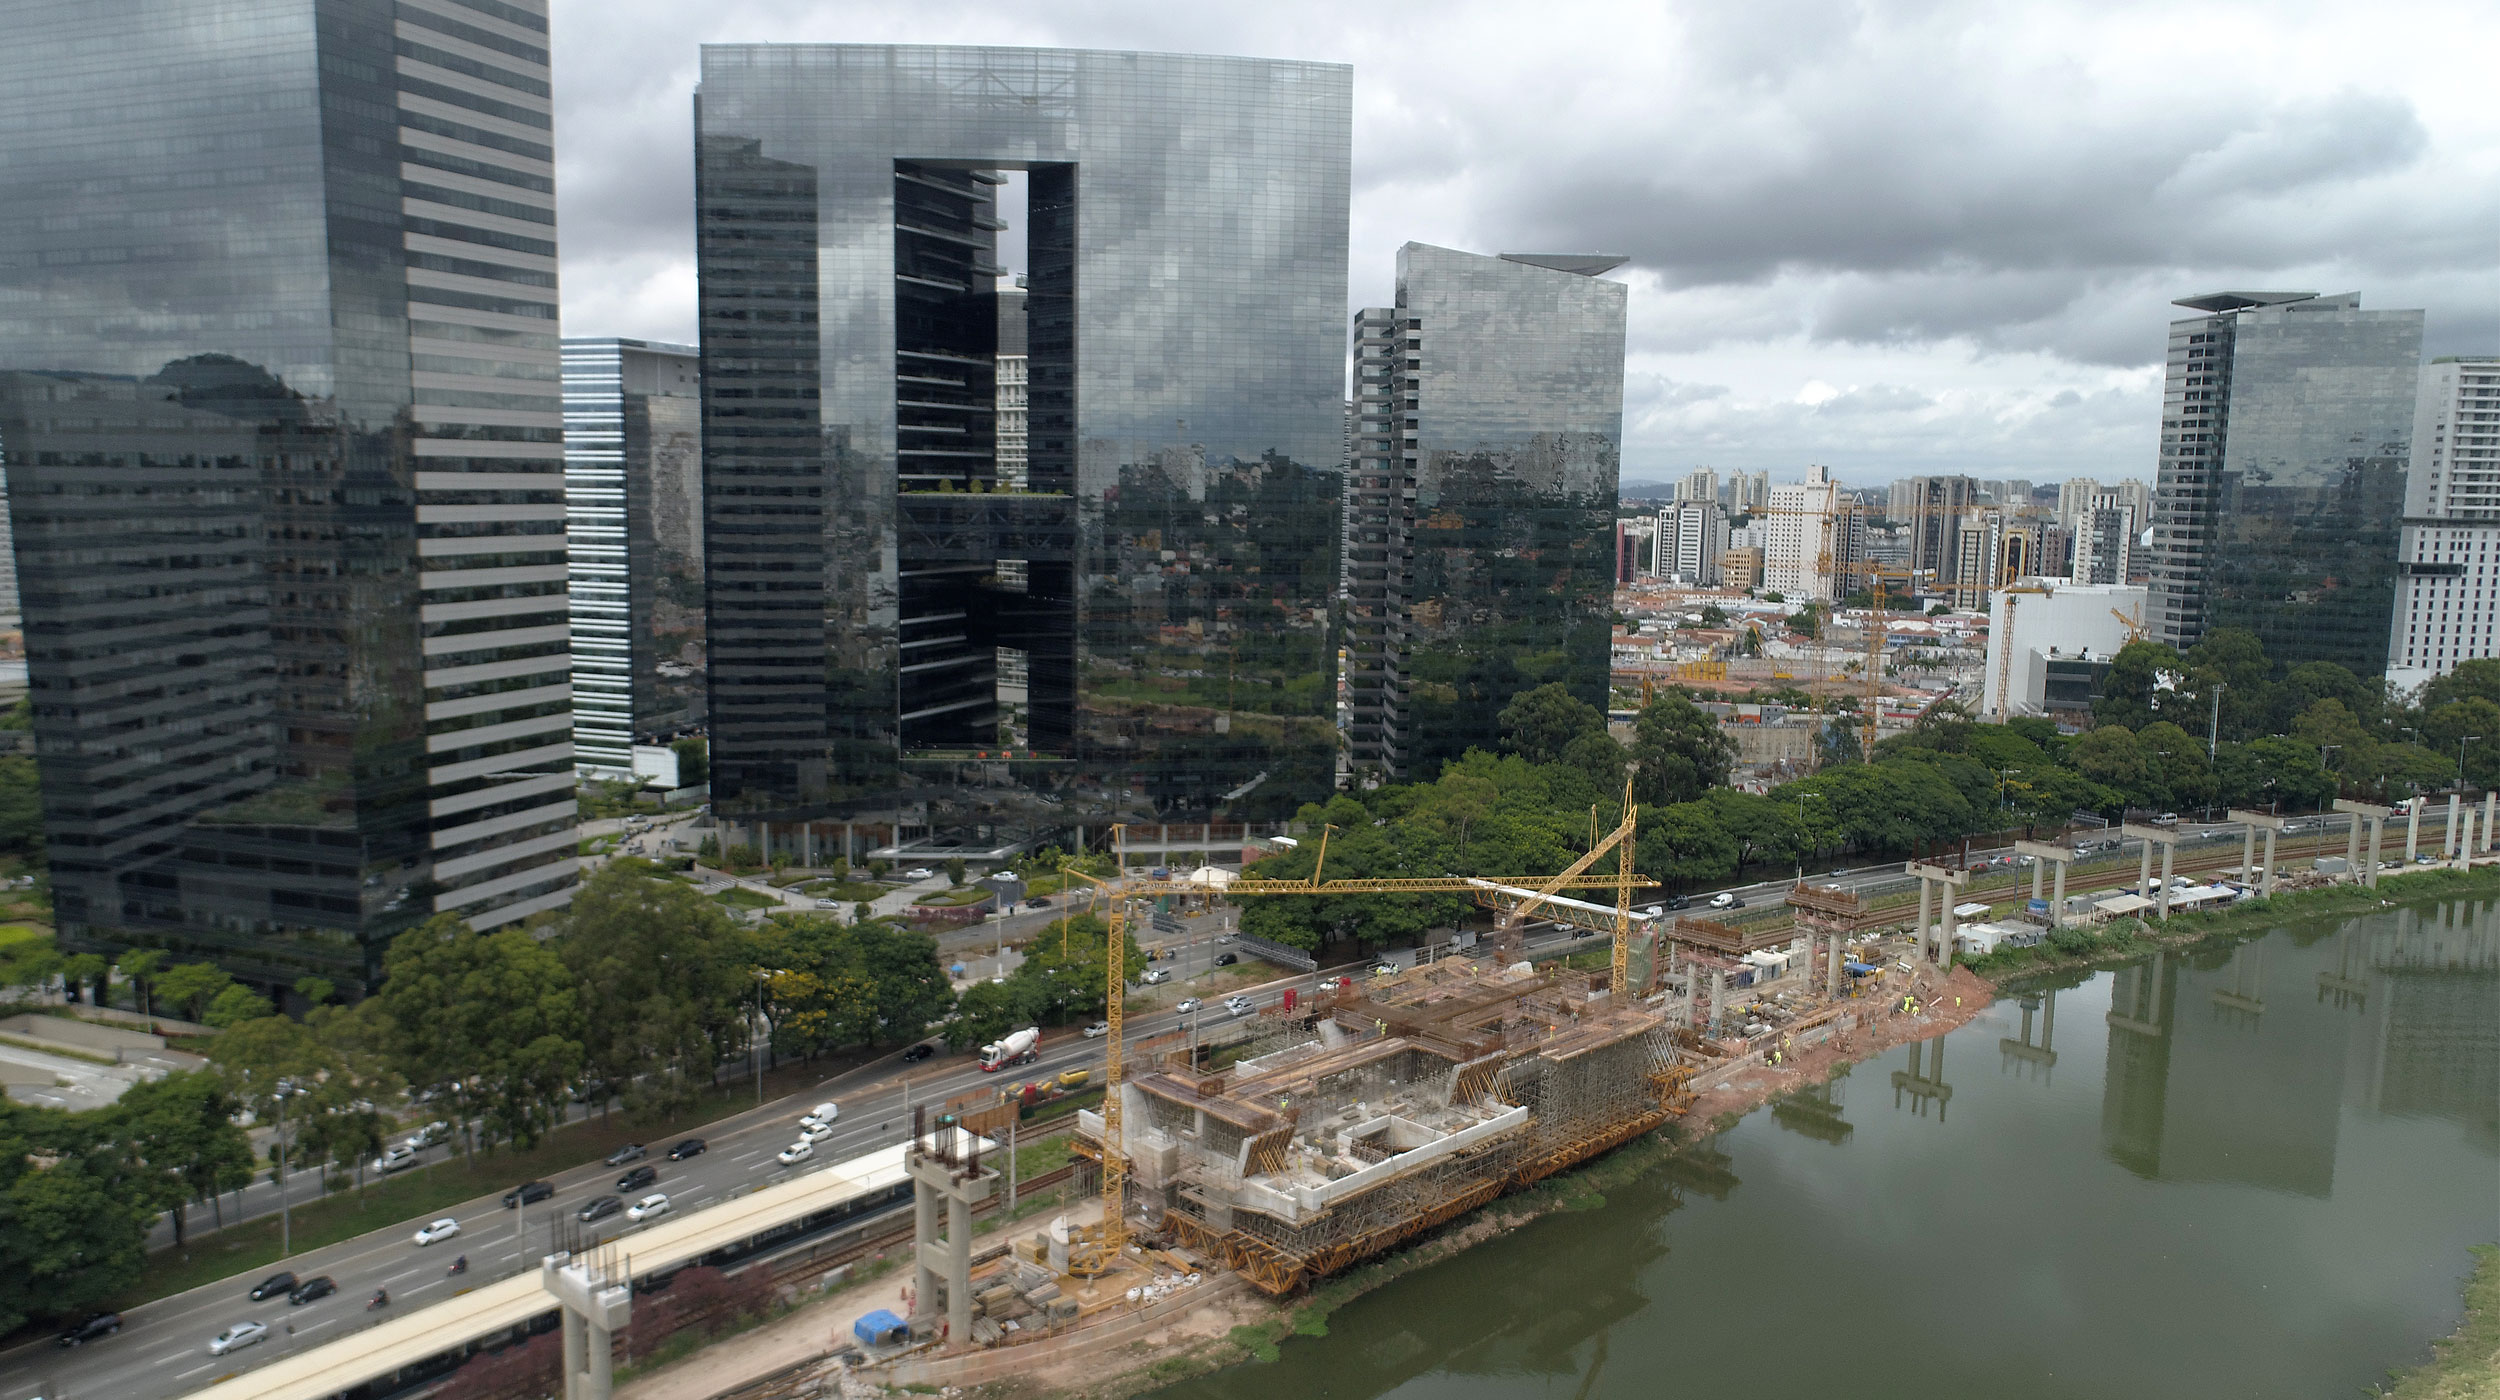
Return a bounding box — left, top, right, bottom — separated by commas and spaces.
548, 0, 2500, 491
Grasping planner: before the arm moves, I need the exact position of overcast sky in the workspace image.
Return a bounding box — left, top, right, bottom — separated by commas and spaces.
548, 0, 2500, 490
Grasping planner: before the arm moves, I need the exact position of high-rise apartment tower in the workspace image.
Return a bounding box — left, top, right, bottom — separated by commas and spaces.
2388, 358, 2500, 690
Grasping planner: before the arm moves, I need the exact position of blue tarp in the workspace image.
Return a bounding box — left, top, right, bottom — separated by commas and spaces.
1845, 962, 1881, 976
854, 1309, 910, 1346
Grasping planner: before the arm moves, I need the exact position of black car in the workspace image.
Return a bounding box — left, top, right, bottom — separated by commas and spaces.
577, 1194, 624, 1223
503, 1179, 555, 1208
288, 1275, 337, 1306
249, 1270, 297, 1301
901, 1043, 935, 1062
1214, 952, 1238, 966
55, 1312, 120, 1347
667, 1137, 706, 1160
615, 1164, 658, 1193
603, 1143, 645, 1167
1664, 893, 1691, 911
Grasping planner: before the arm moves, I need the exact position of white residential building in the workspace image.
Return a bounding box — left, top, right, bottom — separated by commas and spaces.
1764, 464, 1850, 600
2389, 357, 2500, 692
1983, 581, 2149, 718
1654, 500, 1726, 585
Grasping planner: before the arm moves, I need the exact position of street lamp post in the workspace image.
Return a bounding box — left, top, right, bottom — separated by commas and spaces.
752, 968, 774, 1107
273, 1078, 297, 1259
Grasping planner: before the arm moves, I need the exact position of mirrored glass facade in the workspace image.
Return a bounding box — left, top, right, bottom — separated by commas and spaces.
1345, 246, 1626, 780
0, 0, 577, 990
2148, 292, 2423, 674
695, 46, 1349, 856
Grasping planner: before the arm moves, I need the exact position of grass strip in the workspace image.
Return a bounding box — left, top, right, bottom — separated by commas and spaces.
2384, 1244, 2500, 1399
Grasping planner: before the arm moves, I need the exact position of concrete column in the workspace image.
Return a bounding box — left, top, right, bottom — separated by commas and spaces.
2404, 800, 2419, 865
587, 1320, 614, 1398
2158, 842, 2175, 920
2030, 861, 2045, 904
946, 1194, 972, 1345
1915, 880, 1934, 961
2051, 859, 2067, 925
1826, 933, 1841, 999
2241, 826, 2257, 884
1939, 896, 1958, 967
2138, 840, 2154, 904
2262, 829, 2278, 898
1711, 968, 1727, 1036
912, 1179, 940, 1322
2485, 791, 2496, 851
562, 1309, 585, 1400
2365, 817, 2384, 887
802, 823, 816, 867
2450, 795, 2464, 857
2466, 808, 2481, 868
2346, 814, 2362, 875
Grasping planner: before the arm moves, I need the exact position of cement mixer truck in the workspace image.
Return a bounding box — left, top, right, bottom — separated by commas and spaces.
979, 1026, 1040, 1072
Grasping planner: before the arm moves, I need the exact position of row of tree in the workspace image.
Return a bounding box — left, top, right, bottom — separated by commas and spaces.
0, 860, 968, 1333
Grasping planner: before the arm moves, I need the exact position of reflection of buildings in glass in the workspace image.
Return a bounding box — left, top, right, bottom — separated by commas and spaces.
2099, 945, 2345, 1196
694, 46, 1350, 856
564, 339, 705, 778
2343, 902, 2500, 1150
0, 0, 578, 989
2146, 292, 2424, 673
1344, 246, 1627, 780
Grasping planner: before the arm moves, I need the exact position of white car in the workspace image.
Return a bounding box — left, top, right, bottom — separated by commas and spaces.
209, 1320, 267, 1356
1139, 968, 1171, 985
626, 1193, 671, 1223
375, 1145, 420, 1174
815, 897, 839, 909
1708, 892, 1739, 909
404, 1120, 450, 1150
412, 1216, 461, 1246
1082, 1021, 1109, 1038
800, 1101, 838, 1130
1224, 995, 1255, 1018
799, 1120, 834, 1143
1174, 997, 1202, 1014
776, 1141, 815, 1166
902, 867, 935, 881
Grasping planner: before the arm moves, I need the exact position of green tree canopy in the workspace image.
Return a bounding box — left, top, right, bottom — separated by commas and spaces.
1628, 690, 1735, 805
1496, 683, 1607, 764
374, 914, 583, 1151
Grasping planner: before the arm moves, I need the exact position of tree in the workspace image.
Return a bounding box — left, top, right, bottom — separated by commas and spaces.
0, 1103, 151, 1334
945, 979, 1039, 1054
554, 864, 748, 1119
374, 914, 584, 1153
154, 961, 235, 1024
1636, 801, 1739, 889
115, 949, 167, 1018
0, 754, 44, 858
60, 953, 107, 1006
204, 983, 274, 1028
1628, 690, 1735, 804
113, 1069, 252, 1244
2095, 639, 2191, 731
1497, 682, 1606, 764
2067, 725, 2152, 811
294, 975, 336, 1009
944, 857, 967, 887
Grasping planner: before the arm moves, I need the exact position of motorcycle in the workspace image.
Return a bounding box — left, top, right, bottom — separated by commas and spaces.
448, 1255, 468, 1277
367, 1289, 390, 1311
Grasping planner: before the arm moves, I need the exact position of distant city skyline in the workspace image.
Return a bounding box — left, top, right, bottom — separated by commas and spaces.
543, 1, 2499, 485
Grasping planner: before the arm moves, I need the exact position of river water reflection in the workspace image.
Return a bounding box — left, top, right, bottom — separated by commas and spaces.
1153, 897, 2499, 1400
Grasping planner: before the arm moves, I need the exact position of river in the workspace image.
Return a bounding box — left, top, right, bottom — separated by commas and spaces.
1153, 894, 2500, 1400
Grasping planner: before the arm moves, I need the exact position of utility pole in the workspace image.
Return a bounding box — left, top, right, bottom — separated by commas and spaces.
274, 1079, 295, 1259
2208, 681, 2225, 760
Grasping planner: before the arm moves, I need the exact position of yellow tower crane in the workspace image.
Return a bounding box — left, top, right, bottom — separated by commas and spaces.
1055, 782, 1647, 1273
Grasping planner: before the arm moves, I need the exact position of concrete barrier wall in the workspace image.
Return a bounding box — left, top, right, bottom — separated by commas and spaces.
0, 1012, 163, 1052
880, 1272, 1249, 1388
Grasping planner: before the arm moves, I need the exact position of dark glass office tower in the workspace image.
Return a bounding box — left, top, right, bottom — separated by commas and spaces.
2147, 292, 2423, 673
1344, 245, 1627, 781
0, 0, 577, 990
695, 46, 1350, 858
563, 337, 705, 777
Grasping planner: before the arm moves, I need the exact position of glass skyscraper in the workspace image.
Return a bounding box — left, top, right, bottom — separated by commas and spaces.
0, 0, 577, 990
2147, 292, 2424, 674
1344, 245, 1627, 781
694, 45, 1350, 859
563, 337, 705, 777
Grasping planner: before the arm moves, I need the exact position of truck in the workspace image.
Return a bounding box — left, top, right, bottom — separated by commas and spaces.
979, 1026, 1040, 1072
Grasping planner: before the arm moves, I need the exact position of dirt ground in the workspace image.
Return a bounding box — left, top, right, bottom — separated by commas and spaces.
1683, 964, 1996, 1124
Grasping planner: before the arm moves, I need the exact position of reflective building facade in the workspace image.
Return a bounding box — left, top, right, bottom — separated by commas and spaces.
563, 337, 705, 776
1345, 246, 1626, 781
0, 0, 578, 989
2147, 292, 2423, 673
695, 46, 1349, 856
